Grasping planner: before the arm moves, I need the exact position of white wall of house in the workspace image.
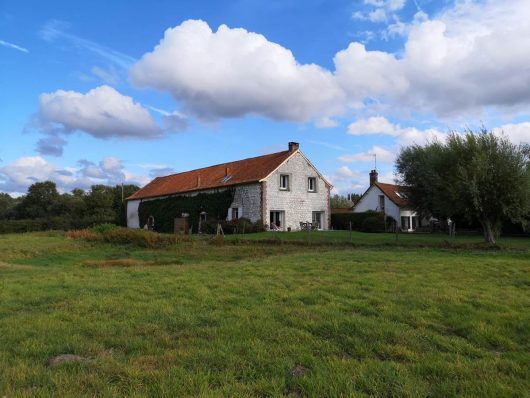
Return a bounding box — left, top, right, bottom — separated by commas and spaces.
354, 185, 401, 227
263, 151, 330, 230
226, 183, 261, 222
126, 199, 141, 228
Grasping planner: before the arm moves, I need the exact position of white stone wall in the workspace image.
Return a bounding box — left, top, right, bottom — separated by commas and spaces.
126, 199, 141, 228
354, 185, 401, 226
264, 151, 330, 230
228, 183, 262, 222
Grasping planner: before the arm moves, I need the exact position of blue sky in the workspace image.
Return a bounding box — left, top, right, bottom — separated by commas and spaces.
1, 0, 529, 195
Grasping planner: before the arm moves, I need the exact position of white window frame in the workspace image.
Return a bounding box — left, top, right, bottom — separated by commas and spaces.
231, 207, 239, 221
308, 177, 317, 192
279, 174, 290, 191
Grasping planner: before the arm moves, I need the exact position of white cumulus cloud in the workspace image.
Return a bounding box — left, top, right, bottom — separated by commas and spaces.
130, 19, 344, 124
0, 156, 150, 194
34, 85, 164, 156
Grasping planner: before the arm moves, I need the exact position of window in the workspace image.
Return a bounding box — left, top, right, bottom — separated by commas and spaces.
279, 174, 290, 190
401, 216, 410, 231
270, 211, 284, 230
312, 211, 324, 229
378, 195, 385, 211
308, 177, 317, 192
231, 207, 239, 220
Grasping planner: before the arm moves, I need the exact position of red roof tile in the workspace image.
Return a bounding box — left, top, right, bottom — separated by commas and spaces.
127, 150, 294, 200
375, 182, 410, 207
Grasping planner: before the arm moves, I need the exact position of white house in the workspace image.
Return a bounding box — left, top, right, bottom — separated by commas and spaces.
354, 170, 423, 232
126, 142, 332, 231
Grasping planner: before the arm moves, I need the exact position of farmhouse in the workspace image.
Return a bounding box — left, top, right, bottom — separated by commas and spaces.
354, 170, 423, 232
126, 142, 332, 231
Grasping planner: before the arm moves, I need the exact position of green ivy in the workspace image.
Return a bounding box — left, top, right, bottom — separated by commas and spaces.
138, 189, 235, 233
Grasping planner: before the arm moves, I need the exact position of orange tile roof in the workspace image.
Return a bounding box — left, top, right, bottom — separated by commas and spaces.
127, 150, 295, 200
375, 182, 410, 207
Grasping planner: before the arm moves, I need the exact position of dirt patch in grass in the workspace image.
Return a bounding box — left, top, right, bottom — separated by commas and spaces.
48, 354, 90, 367
290, 364, 309, 377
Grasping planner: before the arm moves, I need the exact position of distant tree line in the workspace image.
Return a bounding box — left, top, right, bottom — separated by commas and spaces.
0, 181, 139, 233
330, 193, 361, 209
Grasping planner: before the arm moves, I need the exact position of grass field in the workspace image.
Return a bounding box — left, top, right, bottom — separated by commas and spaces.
0, 231, 529, 397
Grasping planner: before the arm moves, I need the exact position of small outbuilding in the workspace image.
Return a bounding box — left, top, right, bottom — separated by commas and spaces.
354, 170, 426, 232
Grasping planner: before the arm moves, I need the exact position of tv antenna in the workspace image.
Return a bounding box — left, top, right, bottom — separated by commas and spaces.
373, 153, 377, 170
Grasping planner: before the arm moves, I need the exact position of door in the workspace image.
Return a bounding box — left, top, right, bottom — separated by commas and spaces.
312, 211, 324, 229
270, 211, 284, 230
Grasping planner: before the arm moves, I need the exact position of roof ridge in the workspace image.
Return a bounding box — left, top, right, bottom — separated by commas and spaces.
154, 150, 291, 180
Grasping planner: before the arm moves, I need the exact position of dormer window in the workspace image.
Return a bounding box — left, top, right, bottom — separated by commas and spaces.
279, 174, 290, 190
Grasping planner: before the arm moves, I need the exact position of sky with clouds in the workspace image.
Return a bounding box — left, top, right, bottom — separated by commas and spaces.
1, 0, 529, 196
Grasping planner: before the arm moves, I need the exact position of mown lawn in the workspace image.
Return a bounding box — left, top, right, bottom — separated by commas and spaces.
0, 232, 529, 397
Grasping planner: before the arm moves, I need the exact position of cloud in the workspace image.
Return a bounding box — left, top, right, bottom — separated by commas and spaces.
347, 116, 399, 136
0, 39, 28, 53
36, 136, 67, 156
347, 116, 446, 146
40, 20, 135, 69
353, 0, 406, 23
149, 167, 176, 178
130, 19, 344, 124
340, 0, 530, 116
0, 156, 149, 194
33, 85, 164, 155
91, 66, 120, 84
338, 145, 395, 164
325, 166, 364, 195
493, 122, 530, 145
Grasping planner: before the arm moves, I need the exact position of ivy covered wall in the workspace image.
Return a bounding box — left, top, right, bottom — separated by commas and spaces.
138, 189, 235, 233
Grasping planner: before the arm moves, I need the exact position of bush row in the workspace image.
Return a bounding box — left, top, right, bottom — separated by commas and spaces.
66, 226, 177, 248
331, 211, 392, 232
0, 216, 119, 234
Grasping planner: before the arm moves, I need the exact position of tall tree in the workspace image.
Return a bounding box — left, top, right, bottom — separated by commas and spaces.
330, 194, 354, 209
0, 193, 17, 219
15, 181, 60, 219
396, 129, 530, 244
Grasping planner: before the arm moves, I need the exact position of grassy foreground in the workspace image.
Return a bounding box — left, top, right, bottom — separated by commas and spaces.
0, 232, 529, 397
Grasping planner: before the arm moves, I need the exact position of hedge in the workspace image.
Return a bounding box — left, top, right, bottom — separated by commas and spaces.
138, 189, 235, 233
331, 211, 392, 232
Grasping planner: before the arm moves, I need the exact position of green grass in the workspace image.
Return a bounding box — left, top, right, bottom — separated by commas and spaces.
0, 232, 529, 397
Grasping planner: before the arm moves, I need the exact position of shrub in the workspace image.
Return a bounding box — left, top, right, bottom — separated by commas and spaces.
65, 229, 102, 241
90, 223, 119, 234
67, 227, 175, 248
362, 216, 386, 233
331, 211, 382, 231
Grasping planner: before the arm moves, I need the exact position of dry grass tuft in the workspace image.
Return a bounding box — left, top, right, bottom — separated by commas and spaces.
82, 258, 155, 268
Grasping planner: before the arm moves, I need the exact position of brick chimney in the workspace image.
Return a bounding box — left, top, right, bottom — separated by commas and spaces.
288, 142, 300, 152
369, 169, 378, 186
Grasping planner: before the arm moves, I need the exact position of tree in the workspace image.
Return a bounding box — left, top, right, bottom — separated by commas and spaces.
330, 194, 354, 209
0, 193, 18, 219
84, 185, 116, 224
396, 129, 530, 244
15, 181, 60, 219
